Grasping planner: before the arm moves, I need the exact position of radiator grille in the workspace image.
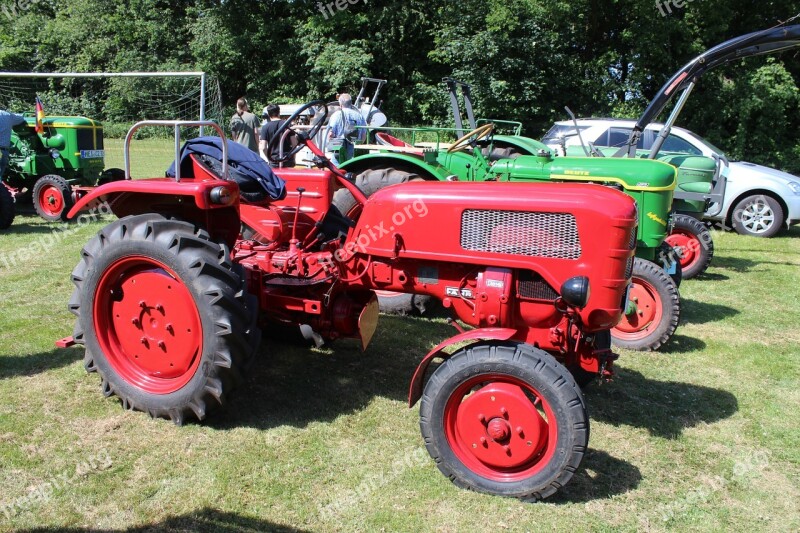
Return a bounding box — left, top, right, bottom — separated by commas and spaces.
518, 276, 559, 301
625, 256, 635, 280
461, 210, 581, 259
629, 226, 638, 250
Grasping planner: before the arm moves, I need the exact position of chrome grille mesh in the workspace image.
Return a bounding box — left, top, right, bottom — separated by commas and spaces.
625, 256, 634, 279
629, 226, 638, 250
460, 210, 581, 259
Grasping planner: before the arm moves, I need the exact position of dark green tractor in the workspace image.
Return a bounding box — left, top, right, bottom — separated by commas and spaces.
3, 114, 124, 222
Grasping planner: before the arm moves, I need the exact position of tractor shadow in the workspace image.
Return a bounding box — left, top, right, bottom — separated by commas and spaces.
584, 367, 738, 440
657, 334, 707, 354
211, 315, 456, 431
18, 508, 309, 532
708, 256, 759, 273
0, 348, 82, 380
4, 222, 62, 234
694, 271, 729, 281
551, 448, 642, 504
679, 299, 739, 326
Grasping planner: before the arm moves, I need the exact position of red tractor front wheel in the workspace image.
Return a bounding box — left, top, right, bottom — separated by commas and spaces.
612, 258, 681, 351
665, 214, 714, 279
33, 174, 73, 222
69, 214, 260, 424
420, 342, 588, 500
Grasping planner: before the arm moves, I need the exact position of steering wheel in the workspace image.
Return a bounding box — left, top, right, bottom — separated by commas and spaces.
446, 123, 495, 153
267, 100, 329, 164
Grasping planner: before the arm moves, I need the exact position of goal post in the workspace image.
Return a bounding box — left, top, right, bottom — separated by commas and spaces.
0, 71, 224, 177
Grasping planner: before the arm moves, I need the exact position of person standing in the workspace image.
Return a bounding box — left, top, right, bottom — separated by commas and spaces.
0, 109, 26, 178
326, 93, 366, 166
259, 104, 297, 167
229, 97, 261, 153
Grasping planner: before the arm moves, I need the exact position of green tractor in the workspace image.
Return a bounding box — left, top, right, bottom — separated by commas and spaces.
2, 114, 124, 222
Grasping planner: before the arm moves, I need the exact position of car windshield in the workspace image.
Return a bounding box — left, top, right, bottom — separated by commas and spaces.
683, 131, 729, 159
542, 124, 590, 143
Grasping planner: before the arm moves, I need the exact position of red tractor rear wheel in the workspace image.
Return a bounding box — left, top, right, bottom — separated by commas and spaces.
333, 167, 437, 315
0, 184, 15, 230
612, 258, 680, 351
420, 342, 588, 500
665, 214, 714, 279
69, 214, 260, 424
33, 174, 73, 222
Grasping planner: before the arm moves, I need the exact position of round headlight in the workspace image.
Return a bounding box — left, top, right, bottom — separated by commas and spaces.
560, 276, 591, 309
49, 149, 61, 159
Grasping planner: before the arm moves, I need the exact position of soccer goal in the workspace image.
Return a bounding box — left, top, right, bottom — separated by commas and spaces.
0, 71, 224, 177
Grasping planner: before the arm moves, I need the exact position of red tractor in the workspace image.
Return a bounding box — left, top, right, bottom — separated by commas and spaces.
59, 104, 637, 500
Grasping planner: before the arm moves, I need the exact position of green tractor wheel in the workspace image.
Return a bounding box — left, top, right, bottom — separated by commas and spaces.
33, 175, 73, 222
665, 214, 714, 279
0, 184, 15, 230
612, 258, 681, 351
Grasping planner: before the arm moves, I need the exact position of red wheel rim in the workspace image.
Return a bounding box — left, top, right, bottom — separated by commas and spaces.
613, 275, 663, 341
93, 256, 203, 394
38, 184, 65, 217
665, 230, 699, 271
443, 374, 556, 482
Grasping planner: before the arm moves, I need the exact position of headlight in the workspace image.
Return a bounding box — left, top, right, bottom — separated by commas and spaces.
49, 149, 61, 159
560, 276, 591, 309
786, 180, 800, 195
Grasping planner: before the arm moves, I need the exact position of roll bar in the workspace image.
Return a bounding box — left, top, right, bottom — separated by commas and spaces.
124, 120, 228, 182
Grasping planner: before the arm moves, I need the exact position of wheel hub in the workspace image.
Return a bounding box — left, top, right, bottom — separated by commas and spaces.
665, 232, 697, 269
453, 383, 548, 469
95, 257, 202, 394
616, 281, 659, 334
39, 185, 64, 215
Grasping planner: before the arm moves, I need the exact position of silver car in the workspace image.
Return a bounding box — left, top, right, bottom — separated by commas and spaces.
544, 119, 800, 237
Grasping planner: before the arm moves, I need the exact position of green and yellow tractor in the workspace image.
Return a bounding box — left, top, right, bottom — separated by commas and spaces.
2, 114, 124, 222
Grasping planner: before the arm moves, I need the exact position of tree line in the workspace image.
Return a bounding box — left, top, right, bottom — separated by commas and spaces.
1, 0, 798, 171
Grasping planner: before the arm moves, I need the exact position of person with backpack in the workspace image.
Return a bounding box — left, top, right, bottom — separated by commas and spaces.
326, 93, 366, 166
229, 97, 261, 153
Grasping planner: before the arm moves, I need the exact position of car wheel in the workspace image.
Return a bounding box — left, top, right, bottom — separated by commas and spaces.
731, 194, 784, 238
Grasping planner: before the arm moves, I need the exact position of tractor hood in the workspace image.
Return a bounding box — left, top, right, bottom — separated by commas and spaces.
492, 155, 677, 191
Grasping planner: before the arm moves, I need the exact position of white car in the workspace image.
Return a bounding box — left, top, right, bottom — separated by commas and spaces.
543, 119, 800, 237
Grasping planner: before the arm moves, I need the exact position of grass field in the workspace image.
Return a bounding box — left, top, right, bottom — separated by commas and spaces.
0, 212, 798, 532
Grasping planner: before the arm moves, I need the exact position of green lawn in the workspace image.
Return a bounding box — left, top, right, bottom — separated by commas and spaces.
0, 216, 798, 532
103, 138, 181, 179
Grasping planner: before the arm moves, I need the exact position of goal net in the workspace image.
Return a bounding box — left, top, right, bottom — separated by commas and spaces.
0, 72, 224, 177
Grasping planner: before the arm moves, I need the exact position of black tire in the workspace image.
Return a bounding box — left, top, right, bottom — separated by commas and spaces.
656, 241, 683, 288
97, 167, 126, 185
68, 214, 260, 424
333, 167, 435, 315
731, 194, 784, 238
33, 174, 73, 222
0, 184, 15, 230
331, 167, 421, 218
568, 330, 611, 388
668, 214, 714, 279
611, 258, 681, 351
420, 342, 588, 500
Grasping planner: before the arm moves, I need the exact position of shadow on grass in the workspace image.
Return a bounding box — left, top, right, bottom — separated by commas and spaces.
551, 449, 642, 503
0, 348, 82, 380
657, 334, 707, 354
679, 299, 739, 325
18, 508, 309, 532
3, 222, 62, 235
694, 271, 729, 281
585, 368, 738, 439
209, 315, 456, 430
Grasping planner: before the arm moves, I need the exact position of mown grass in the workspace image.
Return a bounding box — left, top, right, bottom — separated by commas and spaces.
0, 214, 798, 532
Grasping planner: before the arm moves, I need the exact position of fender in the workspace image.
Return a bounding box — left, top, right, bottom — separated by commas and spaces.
340, 153, 452, 181
67, 178, 241, 247
407, 327, 518, 407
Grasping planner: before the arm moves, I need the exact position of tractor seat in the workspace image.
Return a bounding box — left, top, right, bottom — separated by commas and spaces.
375, 131, 411, 148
